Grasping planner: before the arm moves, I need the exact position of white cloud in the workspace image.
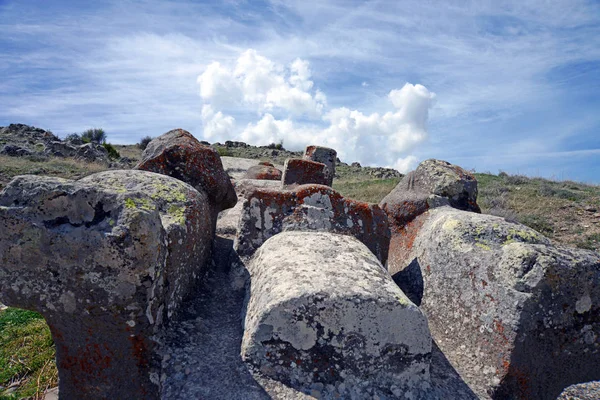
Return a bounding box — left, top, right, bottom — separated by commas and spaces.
199, 50, 436, 172
197, 62, 241, 108
197, 49, 326, 118
201, 104, 235, 140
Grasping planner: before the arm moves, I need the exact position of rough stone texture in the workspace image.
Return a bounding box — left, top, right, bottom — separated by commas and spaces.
242, 231, 432, 399
557, 381, 600, 399
234, 184, 390, 264
303, 146, 336, 186
282, 158, 329, 187
380, 159, 480, 227
0, 170, 214, 399
244, 164, 283, 181
75, 142, 109, 163
390, 206, 600, 399
135, 128, 237, 221
216, 179, 281, 237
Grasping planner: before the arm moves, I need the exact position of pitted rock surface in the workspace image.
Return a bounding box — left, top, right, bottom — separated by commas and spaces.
241, 231, 432, 399
390, 206, 600, 399
303, 146, 336, 186
234, 184, 390, 264
282, 158, 329, 187
0, 170, 214, 399
135, 128, 237, 217
244, 164, 283, 181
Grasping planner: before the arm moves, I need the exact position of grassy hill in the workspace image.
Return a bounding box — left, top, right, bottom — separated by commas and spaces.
0, 142, 599, 398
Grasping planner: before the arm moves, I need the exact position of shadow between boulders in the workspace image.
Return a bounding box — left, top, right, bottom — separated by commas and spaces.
492, 283, 600, 400
161, 236, 270, 400
391, 258, 424, 306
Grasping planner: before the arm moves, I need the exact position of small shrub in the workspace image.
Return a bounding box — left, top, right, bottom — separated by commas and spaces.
65, 133, 82, 143
81, 128, 106, 144
266, 140, 285, 150
216, 147, 231, 157
498, 171, 508, 178
518, 214, 554, 236
504, 174, 530, 185
538, 183, 582, 201
102, 143, 121, 160
575, 233, 600, 251
137, 136, 153, 150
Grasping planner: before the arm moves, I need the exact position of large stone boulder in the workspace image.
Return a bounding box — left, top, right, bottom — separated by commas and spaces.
234, 184, 390, 264
380, 159, 480, 231
241, 231, 432, 399
282, 158, 329, 187
0, 170, 214, 399
390, 206, 600, 399
303, 145, 336, 186
243, 163, 282, 181
135, 128, 237, 221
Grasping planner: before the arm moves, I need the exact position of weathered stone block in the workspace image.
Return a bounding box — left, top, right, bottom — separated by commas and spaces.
390, 206, 600, 399
241, 231, 432, 398
380, 159, 480, 229
281, 158, 329, 187
135, 128, 237, 220
243, 164, 282, 181
303, 145, 336, 186
234, 184, 390, 264
0, 170, 214, 399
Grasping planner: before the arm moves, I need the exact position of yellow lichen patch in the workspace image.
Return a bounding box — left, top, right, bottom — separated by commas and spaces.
505, 228, 540, 244
167, 205, 186, 225
442, 218, 460, 232
150, 183, 187, 204
475, 242, 492, 251
124, 197, 155, 211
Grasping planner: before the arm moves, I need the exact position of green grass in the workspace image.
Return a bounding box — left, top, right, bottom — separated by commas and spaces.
0, 308, 57, 399
0, 155, 108, 191
576, 233, 600, 250
333, 177, 401, 204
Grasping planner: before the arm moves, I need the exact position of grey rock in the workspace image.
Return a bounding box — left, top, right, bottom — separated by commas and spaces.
135, 129, 237, 224
557, 381, 600, 399
44, 141, 78, 158
75, 142, 109, 163
0, 170, 214, 399
282, 158, 329, 187
380, 159, 480, 221
241, 231, 432, 399
234, 184, 390, 264
303, 146, 336, 186
1, 144, 32, 157
390, 206, 600, 399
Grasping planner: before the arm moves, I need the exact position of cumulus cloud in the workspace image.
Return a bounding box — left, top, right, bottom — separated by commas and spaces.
201, 104, 235, 140
198, 50, 435, 172
197, 49, 325, 117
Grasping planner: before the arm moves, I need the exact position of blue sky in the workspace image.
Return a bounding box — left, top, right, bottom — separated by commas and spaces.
1, 0, 599, 181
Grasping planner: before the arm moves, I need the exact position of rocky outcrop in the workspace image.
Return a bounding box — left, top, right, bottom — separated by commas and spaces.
282, 158, 329, 187
234, 184, 390, 264
243, 162, 282, 181
135, 128, 237, 222
0, 170, 214, 399
241, 231, 432, 399
0, 124, 113, 164
389, 206, 600, 399
303, 145, 336, 186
